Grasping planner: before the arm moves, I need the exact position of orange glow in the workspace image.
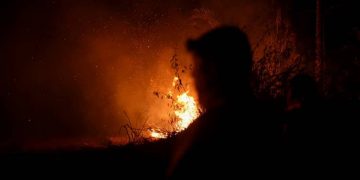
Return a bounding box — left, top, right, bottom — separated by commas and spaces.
172, 77, 179, 87
149, 129, 167, 139
150, 77, 200, 139
174, 92, 200, 130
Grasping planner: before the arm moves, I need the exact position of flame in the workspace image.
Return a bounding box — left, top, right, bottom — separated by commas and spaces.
175, 92, 200, 130
150, 76, 200, 139
149, 129, 167, 139
172, 77, 179, 87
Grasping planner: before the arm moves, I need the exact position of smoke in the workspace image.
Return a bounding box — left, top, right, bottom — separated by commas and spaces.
1, 0, 281, 150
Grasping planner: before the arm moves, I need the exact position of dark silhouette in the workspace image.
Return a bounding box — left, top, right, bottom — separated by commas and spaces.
167, 26, 279, 178
286, 74, 320, 112
283, 74, 322, 146
187, 26, 253, 109
280, 74, 360, 175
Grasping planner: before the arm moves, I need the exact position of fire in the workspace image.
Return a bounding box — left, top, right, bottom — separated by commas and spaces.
149, 129, 167, 139
149, 76, 200, 139
175, 92, 199, 130
172, 77, 179, 87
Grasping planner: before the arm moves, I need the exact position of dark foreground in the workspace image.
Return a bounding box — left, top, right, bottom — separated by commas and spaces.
1, 100, 359, 178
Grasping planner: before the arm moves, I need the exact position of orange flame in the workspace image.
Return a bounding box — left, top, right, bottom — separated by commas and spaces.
175, 92, 199, 131
150, 77, 200, 139
149, 129, 167, 139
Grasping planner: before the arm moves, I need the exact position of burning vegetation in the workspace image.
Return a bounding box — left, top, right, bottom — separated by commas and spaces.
121, 54, 201, 143
149, 77, 200, 139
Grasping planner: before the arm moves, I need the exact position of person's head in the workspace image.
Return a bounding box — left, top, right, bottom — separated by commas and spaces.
286, 74, 319, 110
187, 26, 253, 110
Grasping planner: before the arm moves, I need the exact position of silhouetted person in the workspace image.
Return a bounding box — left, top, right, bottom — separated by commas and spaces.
283, 75, 360, 174
167, 26, 278, 179
286, 74, 320, 112
280, 74, 333, 172
284, 74, 322, 146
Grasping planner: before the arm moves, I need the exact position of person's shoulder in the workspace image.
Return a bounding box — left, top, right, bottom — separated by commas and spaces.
175, 110, 222, 140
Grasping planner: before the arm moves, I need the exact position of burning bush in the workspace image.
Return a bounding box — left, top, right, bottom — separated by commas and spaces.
121, 53, 201, 143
